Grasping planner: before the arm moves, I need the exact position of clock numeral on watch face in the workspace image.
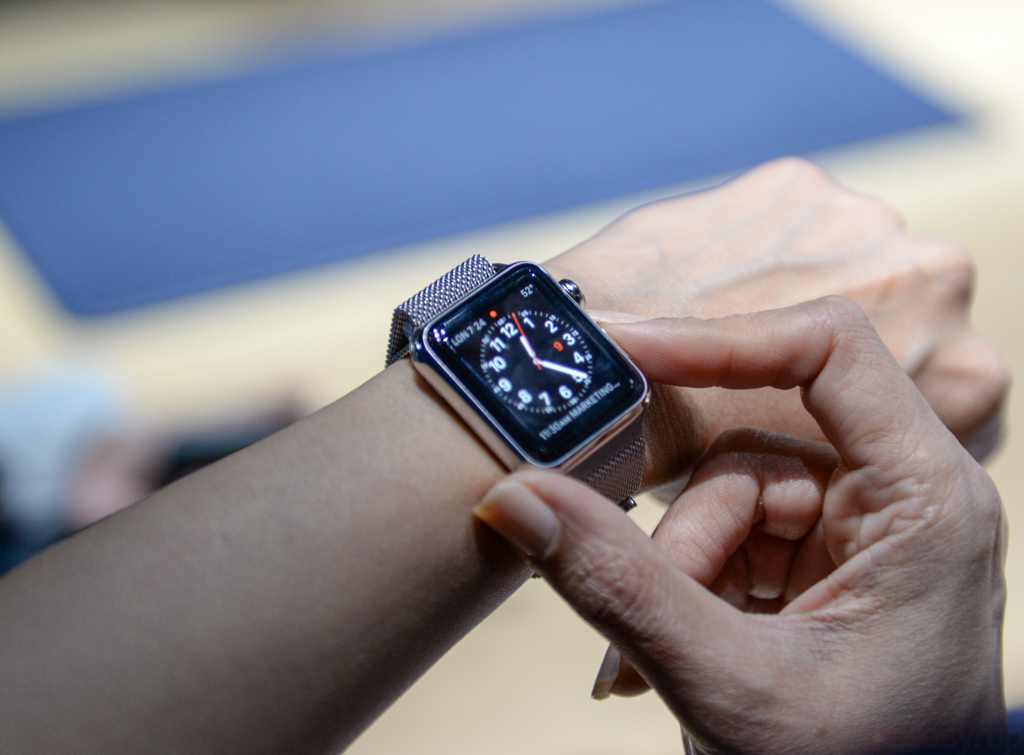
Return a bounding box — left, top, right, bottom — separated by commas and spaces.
476, 309, 594, 413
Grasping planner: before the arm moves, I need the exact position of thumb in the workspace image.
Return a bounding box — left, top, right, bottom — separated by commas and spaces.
472, 470, 757, 706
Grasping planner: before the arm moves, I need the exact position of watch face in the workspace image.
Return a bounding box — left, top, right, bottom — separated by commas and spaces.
421, 264, 647, 465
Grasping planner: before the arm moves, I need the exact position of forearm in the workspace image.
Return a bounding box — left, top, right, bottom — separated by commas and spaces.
0, 361, 525, 754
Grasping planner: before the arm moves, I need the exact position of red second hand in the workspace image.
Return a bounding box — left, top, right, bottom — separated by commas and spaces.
511, 312, 525, 335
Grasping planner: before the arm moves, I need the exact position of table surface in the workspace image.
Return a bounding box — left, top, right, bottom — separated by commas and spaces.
1, 1, 1023, 752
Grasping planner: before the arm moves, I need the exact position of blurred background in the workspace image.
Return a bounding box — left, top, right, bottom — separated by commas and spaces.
0, 1, 1021, 752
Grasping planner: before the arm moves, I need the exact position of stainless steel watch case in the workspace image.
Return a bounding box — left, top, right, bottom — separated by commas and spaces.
407, 262, 649, 475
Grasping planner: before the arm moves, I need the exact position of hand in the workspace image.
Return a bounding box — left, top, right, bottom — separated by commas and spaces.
544, 158, 1009, 487
473, 299, 1007, 754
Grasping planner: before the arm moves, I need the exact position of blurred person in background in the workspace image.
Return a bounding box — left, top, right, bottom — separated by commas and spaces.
0, 374, 301, 574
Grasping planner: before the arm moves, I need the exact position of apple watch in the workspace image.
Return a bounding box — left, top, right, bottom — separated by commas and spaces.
386, 255, 648, 509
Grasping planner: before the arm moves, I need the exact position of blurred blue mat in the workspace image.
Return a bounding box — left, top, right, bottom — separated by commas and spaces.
0, 0, 956, 315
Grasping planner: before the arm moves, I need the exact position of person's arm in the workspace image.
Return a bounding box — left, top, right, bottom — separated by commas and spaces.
0, 157, 1006, 753
0, 361, 520, 753
475, 299, 1006, 754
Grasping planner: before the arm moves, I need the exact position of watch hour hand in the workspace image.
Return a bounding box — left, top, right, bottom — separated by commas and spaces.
519, 335, 538, 361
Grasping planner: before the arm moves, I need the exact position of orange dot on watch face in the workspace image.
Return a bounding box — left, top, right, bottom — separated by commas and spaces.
490, 310, 497, 318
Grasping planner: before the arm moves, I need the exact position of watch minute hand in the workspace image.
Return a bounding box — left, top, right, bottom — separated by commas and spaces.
536, 360, 587, 381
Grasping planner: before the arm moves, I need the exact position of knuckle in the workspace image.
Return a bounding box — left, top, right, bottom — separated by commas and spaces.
972, 344, 1012, 415
558, 539, 654, 628
958, 464, 1005, 559
975, 340, 1012, 391
939, 334, 1011, 412
806, 296, 886, 365
846, 192, 907, 230
931, 237, 974, 272
912, 334, 1008, 461
809, 181, 907, 233
907, 237, 976, 298
990, 352, 1012, 398
939, 244, 976, 299
921, 450, 1003, 546
761, 156, 833, 187
813, 295, 871, 331
739, 157, 837, 198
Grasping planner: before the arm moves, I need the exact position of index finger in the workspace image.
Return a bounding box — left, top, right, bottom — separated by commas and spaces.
605, 297, 951, 475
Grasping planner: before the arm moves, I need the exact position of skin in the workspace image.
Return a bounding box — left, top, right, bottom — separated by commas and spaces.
0, 159, 1008, 753
475, 299, 1007, 754
547, 157, 1009, 482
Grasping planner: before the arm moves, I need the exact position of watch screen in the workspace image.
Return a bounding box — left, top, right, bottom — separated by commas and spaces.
423, 264, 646, 465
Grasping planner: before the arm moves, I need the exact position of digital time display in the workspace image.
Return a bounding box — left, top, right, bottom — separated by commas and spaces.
422, 264, 646, 465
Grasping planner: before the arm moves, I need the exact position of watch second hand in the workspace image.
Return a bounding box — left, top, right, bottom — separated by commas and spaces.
512, 313, 543, 370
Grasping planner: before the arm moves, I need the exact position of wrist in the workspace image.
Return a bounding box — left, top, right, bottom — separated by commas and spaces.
377, 358, 506, 487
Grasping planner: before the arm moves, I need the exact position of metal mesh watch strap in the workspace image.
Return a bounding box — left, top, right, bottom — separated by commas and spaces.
569, 414, 645, 507
385, 254, 498, 367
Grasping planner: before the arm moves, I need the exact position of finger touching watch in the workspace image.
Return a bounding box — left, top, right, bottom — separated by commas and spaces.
386, 255, 648, 510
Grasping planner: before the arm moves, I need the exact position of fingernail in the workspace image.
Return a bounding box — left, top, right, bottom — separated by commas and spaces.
591, 644, 621, 700
473, 480, 560, 559
587, 310, 651, 325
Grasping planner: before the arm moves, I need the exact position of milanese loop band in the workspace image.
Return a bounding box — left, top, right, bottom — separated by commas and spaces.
388, 255, 645, 507
385, 254, 497, 367
577, 427, 644, 506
